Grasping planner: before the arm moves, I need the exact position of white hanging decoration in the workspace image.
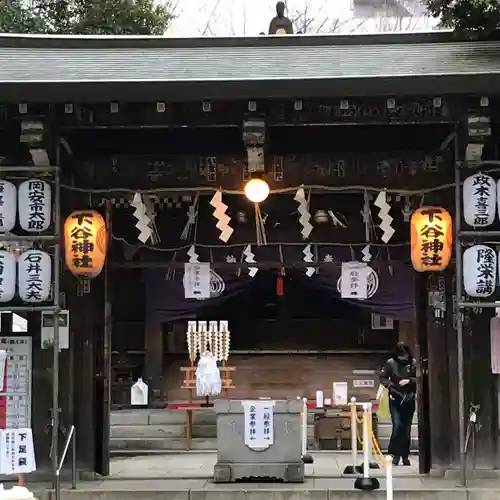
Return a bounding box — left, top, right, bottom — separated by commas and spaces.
463, 245, 497, 298
131, 193, 153, 243
196, 352, 221, 397
0, 181, 17, 233
210, 190, 233, 243
463, 173, 496, 227
374, 190, 395, 243
243, 244, 258, 277
0, 250, 16, 302
18, 179, 51, 232
361, 244, 372, 263
302, 244, 315, 277
187, 245, 199, 263
294, 188, 313, 239
18, 249, 51, 303
337, 264, 379, 299
402, 197, 413, 222
180, 193, 199, 240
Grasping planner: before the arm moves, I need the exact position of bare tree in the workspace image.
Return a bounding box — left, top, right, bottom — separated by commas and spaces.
170, 0, 436, 37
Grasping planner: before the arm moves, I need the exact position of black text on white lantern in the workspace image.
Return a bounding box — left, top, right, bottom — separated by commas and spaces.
463, 173, 496, 227
18, 250, 51, 303
0, 181, 17, 233
18, 179, 51, 232
0, 251, 16, 303
463, 245, 497, 297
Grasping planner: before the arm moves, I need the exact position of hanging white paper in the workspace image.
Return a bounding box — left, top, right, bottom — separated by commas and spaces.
294, 188, 313, 239
0, 181, 17, 233
183, 263, 211, 299
463, 245, 496, 298
210, 191, 233, 243
374, 191, 395, 243
195, 353, 221, 397
18, 179, 51, 232
463, 173, 496, 227
130, 378, 149, 405
340, 262, 370, 299
242, 400, 275, 450
131, 193, 153, 243
0, 428, 36, 475
18, 250, 51, 303
243, 244, 258, 277
0, 251, 16, 303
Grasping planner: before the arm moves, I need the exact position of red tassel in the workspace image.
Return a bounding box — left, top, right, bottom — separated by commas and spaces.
277, 274, 284, 297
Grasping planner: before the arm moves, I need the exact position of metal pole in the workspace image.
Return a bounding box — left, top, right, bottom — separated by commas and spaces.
454, 134, 467, 487
72, 430, 77, 489
52, 165, 61, 497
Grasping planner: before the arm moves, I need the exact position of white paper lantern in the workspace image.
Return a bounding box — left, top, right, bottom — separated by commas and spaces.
18, 250, 51, 303
463, 245, 497, 297
0, 251, 16, 302
0, 181, 17, 233
18, 179, 51, 232
463, 173, 496, 227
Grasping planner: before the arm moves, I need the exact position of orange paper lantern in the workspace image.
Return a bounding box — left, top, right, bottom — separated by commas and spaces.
410, 206, 452, 272
64, 210, 108, 278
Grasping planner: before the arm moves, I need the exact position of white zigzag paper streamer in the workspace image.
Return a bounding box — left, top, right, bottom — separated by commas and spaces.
302, 244, 316, 277
131, 193, 153, 243
294, 188, 313, 239
210, 191, 234, 243
243, 244, 258, 277
361, 244, 372, 263
374, 191, 395, 244
187, 245, 199, 263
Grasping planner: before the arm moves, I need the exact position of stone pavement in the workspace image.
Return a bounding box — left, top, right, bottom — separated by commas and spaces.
109, 451, 420, 479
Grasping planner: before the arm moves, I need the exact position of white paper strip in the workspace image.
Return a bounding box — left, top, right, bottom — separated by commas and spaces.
210, 191, 234, 243
294, 188, 313, 239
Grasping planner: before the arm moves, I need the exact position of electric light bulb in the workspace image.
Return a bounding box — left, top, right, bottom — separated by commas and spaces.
244, 178, 270, 203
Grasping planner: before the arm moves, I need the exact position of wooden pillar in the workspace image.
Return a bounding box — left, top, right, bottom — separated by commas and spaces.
425, 272, 452, 471
144, 318, 163, 407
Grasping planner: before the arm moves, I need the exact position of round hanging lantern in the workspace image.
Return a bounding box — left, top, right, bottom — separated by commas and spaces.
0, 250, 16, 302
18, 250, 51, 303
0, 181, 17, 233
244, 179, 270, 203
463, 173, 496, 227
64, 210, 108, 278
410, 206, 452, 272
18, 179, 52, 232
463, 245, 497, 297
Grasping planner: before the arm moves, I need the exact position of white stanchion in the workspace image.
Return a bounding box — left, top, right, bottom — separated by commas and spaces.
354, 403, 380, 491
386, 455, 393, 500
301, 397, 314, 464
343, 397, 358, 474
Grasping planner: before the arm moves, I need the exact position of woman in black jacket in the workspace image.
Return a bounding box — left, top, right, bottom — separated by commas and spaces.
379, 341, 417, 466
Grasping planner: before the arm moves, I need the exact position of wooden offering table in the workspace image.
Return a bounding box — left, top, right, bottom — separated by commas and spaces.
172, 365, 235, 450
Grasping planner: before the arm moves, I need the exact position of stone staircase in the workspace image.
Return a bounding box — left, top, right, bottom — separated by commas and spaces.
110, 409, 419, 455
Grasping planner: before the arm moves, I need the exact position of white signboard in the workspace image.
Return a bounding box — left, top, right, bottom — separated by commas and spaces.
183, 263, 211, 299
491, 317, 500, 374
242, 400, 275, 450
340, 262, 370, 299
333, 382, 348, 405
0, 337, 32, 429
0, 428, 36, 475
353, 379, 375, 388
463, 173, 496, 227
41, 310, 69, 350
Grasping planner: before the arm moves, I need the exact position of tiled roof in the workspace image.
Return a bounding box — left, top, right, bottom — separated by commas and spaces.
0, 32, 498, 100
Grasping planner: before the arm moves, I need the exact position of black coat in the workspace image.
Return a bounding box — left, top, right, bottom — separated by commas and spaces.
379, 357, 417, 402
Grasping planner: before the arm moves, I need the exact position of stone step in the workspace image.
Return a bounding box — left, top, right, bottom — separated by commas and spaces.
110, 437, 217, 451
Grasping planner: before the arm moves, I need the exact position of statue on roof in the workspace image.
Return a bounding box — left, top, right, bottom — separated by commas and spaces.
268, 2, 294, 35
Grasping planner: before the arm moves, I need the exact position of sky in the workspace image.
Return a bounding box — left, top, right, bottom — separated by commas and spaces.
168, 0, 439, 37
